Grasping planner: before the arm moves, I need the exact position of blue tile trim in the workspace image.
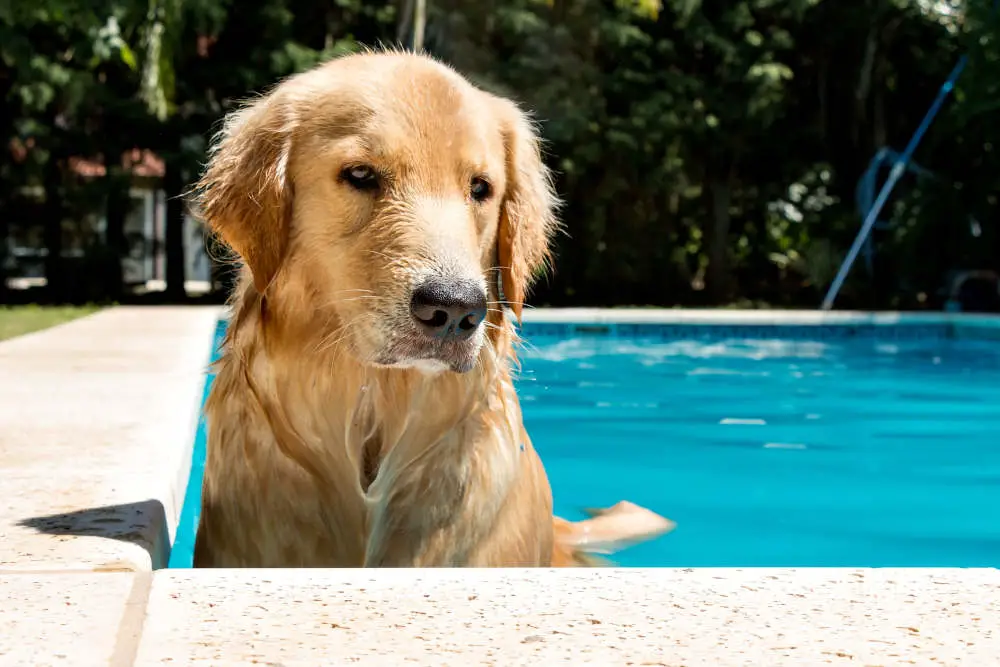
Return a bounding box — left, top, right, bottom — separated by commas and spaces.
515, 321, 964, 342
214, 316, 990, 343
954, 325, 1000, 342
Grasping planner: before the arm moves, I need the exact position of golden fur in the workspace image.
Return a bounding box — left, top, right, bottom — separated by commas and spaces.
192, 50, 670, 567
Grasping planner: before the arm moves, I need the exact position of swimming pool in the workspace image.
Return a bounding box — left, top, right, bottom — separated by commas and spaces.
169, 317, 1000, 568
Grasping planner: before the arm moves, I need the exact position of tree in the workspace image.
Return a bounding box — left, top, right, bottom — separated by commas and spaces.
2, 0, 996, 309
1, 1, 145, 302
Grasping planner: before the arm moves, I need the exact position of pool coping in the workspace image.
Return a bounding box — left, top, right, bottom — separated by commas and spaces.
0, 305, 223, 573
3, 567, 998, 665
2, 306, 999, 665
516, 308, 1000, 342
213, 305, 1000, 339
210, 305, 1000, 327
521, 307, 1000, 326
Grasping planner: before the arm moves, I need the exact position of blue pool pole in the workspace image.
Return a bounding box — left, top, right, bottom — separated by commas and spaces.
820, 54, 969, 310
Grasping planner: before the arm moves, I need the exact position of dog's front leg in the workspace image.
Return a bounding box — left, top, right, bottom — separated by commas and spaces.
363, 456, 478, 567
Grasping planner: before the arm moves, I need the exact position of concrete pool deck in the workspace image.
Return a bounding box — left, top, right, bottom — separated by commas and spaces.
1, 305, 998, 665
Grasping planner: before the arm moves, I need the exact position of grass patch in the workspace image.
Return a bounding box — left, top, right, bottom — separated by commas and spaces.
0, 305, 103, 342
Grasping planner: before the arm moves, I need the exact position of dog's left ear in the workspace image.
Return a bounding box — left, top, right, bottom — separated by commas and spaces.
494, 99, 560, 322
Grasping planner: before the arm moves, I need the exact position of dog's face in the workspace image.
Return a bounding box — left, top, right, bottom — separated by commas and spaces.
199, 53, 557, 373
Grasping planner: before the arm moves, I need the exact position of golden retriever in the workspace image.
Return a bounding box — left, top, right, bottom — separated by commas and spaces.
192, 50, 671, 567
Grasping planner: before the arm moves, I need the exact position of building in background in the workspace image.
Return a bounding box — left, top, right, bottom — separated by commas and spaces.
4, 148, 213, 295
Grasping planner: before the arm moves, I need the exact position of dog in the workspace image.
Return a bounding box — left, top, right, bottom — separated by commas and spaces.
192, 50, 671, 567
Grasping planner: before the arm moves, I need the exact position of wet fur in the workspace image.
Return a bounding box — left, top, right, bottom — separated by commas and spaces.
192, 50, 592, 567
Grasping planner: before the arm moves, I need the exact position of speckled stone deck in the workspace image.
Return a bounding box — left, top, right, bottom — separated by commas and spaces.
0, 306, 221, 571
1, 568, 997, 666
2, 307, 998, 665
132, 568, 1000, 666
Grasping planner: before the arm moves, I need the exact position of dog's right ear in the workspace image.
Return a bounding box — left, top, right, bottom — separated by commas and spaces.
196, 94, 293, 294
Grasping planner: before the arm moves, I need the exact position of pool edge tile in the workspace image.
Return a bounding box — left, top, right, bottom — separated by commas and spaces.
0, 571, 137, 667
0, 306, 224, 573
516, 308, 1000, 342
133, 568, 1000, 666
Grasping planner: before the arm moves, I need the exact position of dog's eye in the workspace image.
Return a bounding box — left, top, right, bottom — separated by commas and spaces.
341, 165, 379, 191
470, 176, 492, 202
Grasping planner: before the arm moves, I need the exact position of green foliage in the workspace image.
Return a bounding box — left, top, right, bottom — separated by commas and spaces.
2, 0, 998, 308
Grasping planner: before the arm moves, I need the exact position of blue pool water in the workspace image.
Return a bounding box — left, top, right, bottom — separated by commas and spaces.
170, 323, 1000, 567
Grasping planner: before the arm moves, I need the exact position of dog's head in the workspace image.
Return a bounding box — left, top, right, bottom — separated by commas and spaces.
198, 52, 558, 373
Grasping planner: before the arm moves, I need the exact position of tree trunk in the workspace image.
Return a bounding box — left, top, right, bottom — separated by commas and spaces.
164, 163, 187, 301
103, 170, 130, 302
0, 205, 8, 305
42, 155, 66, 303
0, 70, 12, 304
704, 172, 734, 304
396, 0, 414, 47
412, 0, 426, 52
817, 51, 829, 146
854, 21, 878, 152
552, 0, 569, 22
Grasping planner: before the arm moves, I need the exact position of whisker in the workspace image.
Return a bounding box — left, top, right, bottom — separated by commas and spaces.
311, 313, 366, 356
485, 302, 538, 315
363, 250, 396, 261
338, 296, 381, 303
315, 329, 352, 356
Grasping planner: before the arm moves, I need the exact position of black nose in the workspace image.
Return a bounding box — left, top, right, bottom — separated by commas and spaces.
410, 278, 488, 340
